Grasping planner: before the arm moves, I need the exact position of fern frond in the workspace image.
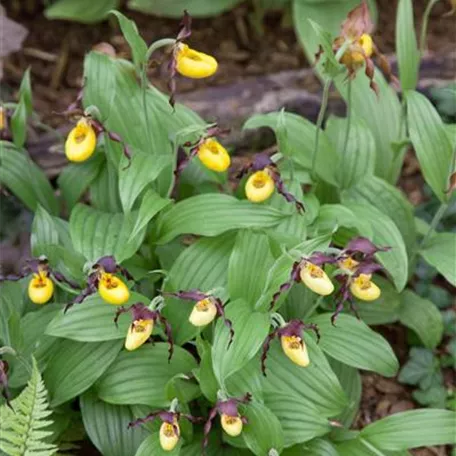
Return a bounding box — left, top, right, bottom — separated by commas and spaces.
0, 358, 57, 456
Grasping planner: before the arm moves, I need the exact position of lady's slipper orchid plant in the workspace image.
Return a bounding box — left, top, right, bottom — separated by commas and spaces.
261, 315, 320, 375
66, 256, 133, 311
166, 289, 234, 345
238, 153, 305, 212
0, 256, 78, 305
0, 360, 12, 409
203, 392, 251, 449
114, 298, 174, 360
129, 400, 202, 452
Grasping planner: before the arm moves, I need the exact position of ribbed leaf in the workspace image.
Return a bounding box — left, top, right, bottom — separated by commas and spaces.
11, 69, 32, 148
80, 390, 148, 456
90, 159, 123, 212
302, 439, 339, 456
337, 438, 411, 456
212, 299, 270, 386
154, 194, 288, 245
360, 409, 456, 450
134, 433, 182, 456
242, 401, 284, 456
70, 204, 146, 262
396, 0, 419, 90
243, 112, 337, 185
399, 290, 443, 349
96, 343, 197, 407
325, 116, 376, 189
262, 334, 347, 417
264, 392, 331, 447
228, 230, 275, 305
163, 232, 236, 345
44, 339, 121, 407
420, 232, 456, 286
45, 292, 149, 342
406, 91, 453, 202
0, 141, 58, 215
45, 0, 118, 23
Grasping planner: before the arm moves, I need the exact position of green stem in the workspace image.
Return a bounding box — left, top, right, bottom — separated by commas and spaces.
341, 78, 352, 157
420, 0, 440, 56
420, 202, 448, 248
311, 79, 332, 179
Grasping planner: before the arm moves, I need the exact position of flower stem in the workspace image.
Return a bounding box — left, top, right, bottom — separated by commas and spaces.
420, 0, 440, 56
311, 78, 332, 180
341, 78, 352, 157
420, 202, 448, 248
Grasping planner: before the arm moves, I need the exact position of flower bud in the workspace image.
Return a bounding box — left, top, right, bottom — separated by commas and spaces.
188, 298, 217, 327
28, 273, 54, 305
98, 273, 130, 305
197, 138, 231, 172
125, 319, 154, 351
281, 335, 310, 367
220, 414, 243, 437
176, 44, 218, 79
300, 263, 334, 296
159, 421, 180, 452
245, 170, 275, 203
65, 118, 97, 162
350, 273, 381, 301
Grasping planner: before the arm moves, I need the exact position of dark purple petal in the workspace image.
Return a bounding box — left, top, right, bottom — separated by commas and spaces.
95, 256, 118, 273
202, 406, 218, 452
261, 329, 278, 376
251, 153, 274, 172
269, 261, 302, 311
128, 411, 160, 428
308, 252, 337, 266
345, 237, 390, 257
218, 399, 240, 417
355, 262, 384, 276
166, 289, 209, 302
0, 360, 12, 410
278, 319, 305, 338
51, 271, 80, 289
273, 175, 305, 213
213, 298, 234, 347
65, 281, 98, 312
176, 10, 192, 42
158, 313, 174, 362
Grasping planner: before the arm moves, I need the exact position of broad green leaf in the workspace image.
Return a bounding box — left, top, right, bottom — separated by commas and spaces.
212, 299, 270, 387
0, 141, 59, 215
396, 0, 419, 90
118, 150, 172, 213
406, 91, 453, 202
110, 11, 147, 68
80, 390, 148, 456
399, 290, 443, 349
44, 339, 121, 407
325, 116, 376, 189
311, 314, 399, 377
163, 232, 236, 345
262, 334, 347, 417
280, 284, 320, 323
31, 205, 60, 250
342, 176, 416, 255
134, 433, 182, 456
420, 232, 456, 286
45, 292, 149, 342
90, 159, 123, 212
243, 112, 338, 185
45, 0, 119, 22
153, 194, 288, 245
242, 401, 285, 456
225, 356, 264, 400
58, 153, 104, 211
96, 343, 197, 407
302, 439, 339, 456
11, 68, 32, 148
128, 0, 242, 17
360, 409, 456, 450
196, 340, 218, 402
70, 204, 147, 262
344, 203, 409, 291
264, 392, 331, 447
337, 438, 411, 456
228, 230, 274, 305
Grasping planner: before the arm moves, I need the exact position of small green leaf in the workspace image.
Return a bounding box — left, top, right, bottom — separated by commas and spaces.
11, 68, 32, 148
398, 347, 442, 389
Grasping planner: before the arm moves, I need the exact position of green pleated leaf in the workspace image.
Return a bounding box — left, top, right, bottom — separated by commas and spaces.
58, 153, 105, 211
90, 159, 123, 212
44, 339, 121, 407
0, 141, 59, 215
262, 334, 347, 417
396, 0, 419, 91
45, 292, 149, 342
163, 232, 236, 345
342, 176, 416, 255
128, 0, 242, 17
96, 343, 197, 407
45, 0, 118, 22
336, 438, 411, 456
11, 68, 32, 148
69, 204, 146, 263
264, 392, 331, 447
312, 314, 399, 377
344, 203, 408, 291
325, 116, 376, 189
211, 299, 270, 386
302, 438, 339, 456
153, 194, 288, 245
225, 357, 264, 400
420, 232, 456, 286
406, 91, 453, 202
228, 230, 275, 305
243, 112, 337, 185
242, 401, 285, 456
134, 433, 182, 456
398, 290, 443, 349
360, 409, 456, 450
80, 390, 148, 456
